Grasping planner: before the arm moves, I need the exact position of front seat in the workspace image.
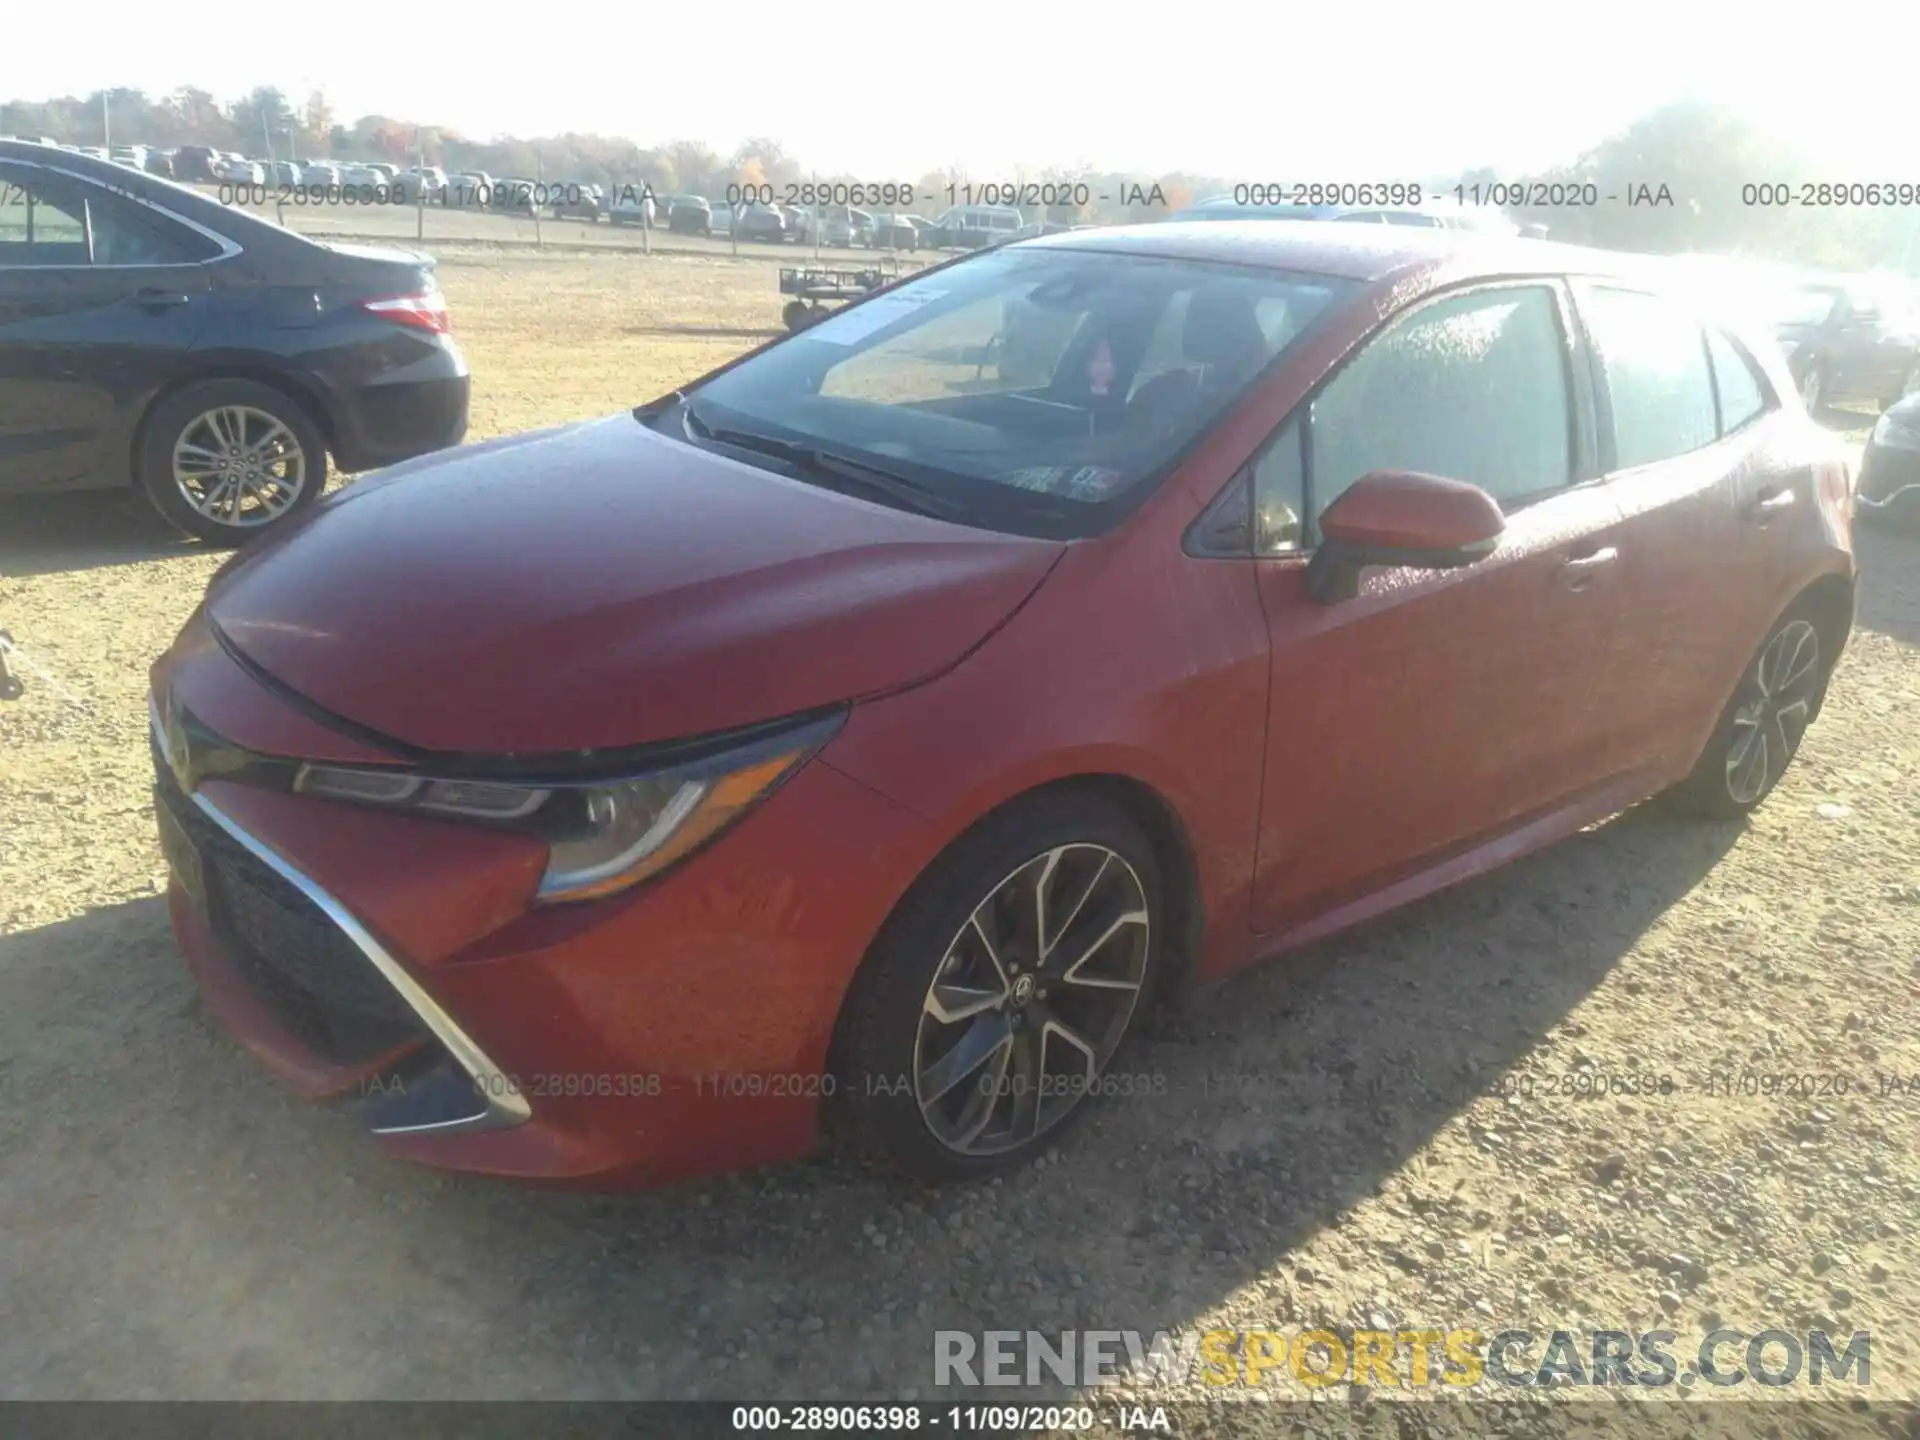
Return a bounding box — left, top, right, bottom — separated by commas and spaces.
1126, 285, 1275, 426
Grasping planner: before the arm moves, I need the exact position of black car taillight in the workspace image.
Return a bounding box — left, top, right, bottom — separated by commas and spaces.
361, 292, 451, 335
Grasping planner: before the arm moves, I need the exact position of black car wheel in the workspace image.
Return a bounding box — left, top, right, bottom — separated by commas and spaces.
782, 300, 813, 332
1665, 599, 1831, 820
834, 790, 1160, 1183
138, 379, 327, 546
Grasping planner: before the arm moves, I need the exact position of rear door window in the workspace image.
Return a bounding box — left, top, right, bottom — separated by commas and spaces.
0, 166, 219, 266
1705, 328, 1771, 436
1579, 285, 1719, 469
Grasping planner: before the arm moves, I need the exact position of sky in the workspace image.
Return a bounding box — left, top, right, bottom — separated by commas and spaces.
12, 0, 1919, 179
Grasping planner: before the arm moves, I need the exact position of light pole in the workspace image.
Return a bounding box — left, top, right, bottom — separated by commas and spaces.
102, 91, 110, 149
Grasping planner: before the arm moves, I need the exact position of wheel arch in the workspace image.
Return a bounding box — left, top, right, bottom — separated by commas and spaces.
1794, 569, 1857, 718
1680, 567, 1858, 779
823, 769, 1207, 1086
129, 365, 340, 487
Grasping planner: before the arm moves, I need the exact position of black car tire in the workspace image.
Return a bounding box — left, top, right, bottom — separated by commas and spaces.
832, 789, 1162, 1184
782, 300, 813, 332
138, 379, 328, 547
1664, 597, 1832, 821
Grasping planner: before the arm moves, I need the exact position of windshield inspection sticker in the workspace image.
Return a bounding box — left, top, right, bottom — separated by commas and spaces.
800, 288, 947, 345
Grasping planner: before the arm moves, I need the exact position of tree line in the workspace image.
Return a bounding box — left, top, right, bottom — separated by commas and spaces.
5, 87, 1914, 272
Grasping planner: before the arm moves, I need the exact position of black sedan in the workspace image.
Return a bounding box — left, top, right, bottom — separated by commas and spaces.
0, 141, 469, 545
1858, 388, 1920, 528
1771, 276, 1920, 413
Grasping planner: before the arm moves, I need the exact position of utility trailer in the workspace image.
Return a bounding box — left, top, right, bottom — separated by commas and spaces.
778, 266, 895, 331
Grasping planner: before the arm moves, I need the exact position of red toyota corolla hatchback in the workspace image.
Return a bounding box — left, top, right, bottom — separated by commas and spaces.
150, 223, 1858, 1188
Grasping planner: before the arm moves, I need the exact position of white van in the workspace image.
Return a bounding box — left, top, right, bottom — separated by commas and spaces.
930, 204, 1024, 249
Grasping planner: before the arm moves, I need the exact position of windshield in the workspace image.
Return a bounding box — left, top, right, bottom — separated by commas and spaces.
662, 247, 1356, 538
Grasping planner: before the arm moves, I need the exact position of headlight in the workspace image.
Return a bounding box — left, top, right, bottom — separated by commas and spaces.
293, 710, 845, 904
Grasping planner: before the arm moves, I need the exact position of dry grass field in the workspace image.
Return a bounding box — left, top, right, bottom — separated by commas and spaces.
2, 249, 1919, 1431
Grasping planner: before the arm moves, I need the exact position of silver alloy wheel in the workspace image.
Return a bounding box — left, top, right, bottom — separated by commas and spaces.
1725, 619, 1820, 805
912, 843, 1150, 1156
172, 406, 308, 528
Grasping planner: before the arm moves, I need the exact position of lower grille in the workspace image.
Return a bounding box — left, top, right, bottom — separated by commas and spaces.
153, 728, 429, 1066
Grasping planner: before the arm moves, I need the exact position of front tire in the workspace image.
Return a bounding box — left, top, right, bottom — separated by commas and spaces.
834, 791, 1161, 1183
138, 379, 327, 546
1666, 601, 1831, 820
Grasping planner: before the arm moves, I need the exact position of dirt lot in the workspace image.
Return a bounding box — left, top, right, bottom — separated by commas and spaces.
2, 250, 1919, 1430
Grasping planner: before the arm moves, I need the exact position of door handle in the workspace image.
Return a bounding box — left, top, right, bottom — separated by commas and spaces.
1745, 488, 1796, 522
129, 288, 191, 310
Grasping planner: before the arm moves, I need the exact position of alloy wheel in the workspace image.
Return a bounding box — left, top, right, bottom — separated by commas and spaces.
172, 406, 308, 528
1799, 365, 1824, 412
912, 844, 1150, 1156
1725, 619, 1820, 806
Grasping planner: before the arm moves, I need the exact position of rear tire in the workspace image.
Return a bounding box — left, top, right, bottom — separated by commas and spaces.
137, 378, 327, 547
833, 791, 1162, 1184
1665, 599, 1831, 820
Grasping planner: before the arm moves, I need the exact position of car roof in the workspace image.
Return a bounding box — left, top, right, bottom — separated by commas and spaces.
1017, 219, 1672, 288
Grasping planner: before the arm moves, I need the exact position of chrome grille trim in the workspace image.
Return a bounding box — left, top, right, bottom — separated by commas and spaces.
152, 700, 530, 1136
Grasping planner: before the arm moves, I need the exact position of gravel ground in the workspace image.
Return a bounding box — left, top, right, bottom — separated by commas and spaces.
2, 253, 1917, 1435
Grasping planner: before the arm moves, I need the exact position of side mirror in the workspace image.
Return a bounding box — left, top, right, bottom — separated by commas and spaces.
1304, 470, 1506, 603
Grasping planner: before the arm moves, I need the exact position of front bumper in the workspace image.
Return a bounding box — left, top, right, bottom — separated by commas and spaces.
149, 645, 937, 1188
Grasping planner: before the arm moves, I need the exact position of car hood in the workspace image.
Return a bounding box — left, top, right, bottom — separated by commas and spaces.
207, 416, 1063, 756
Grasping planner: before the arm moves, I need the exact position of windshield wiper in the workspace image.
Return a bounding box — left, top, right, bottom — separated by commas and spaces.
631, 389, 685, 424
684, 404, 963, 520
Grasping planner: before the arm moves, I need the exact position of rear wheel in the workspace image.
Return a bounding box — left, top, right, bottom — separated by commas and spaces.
782, 300, 812, 332
1666, 601, 1830, 820
834, 792, 1161, 1183
138, 378, 327, 546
